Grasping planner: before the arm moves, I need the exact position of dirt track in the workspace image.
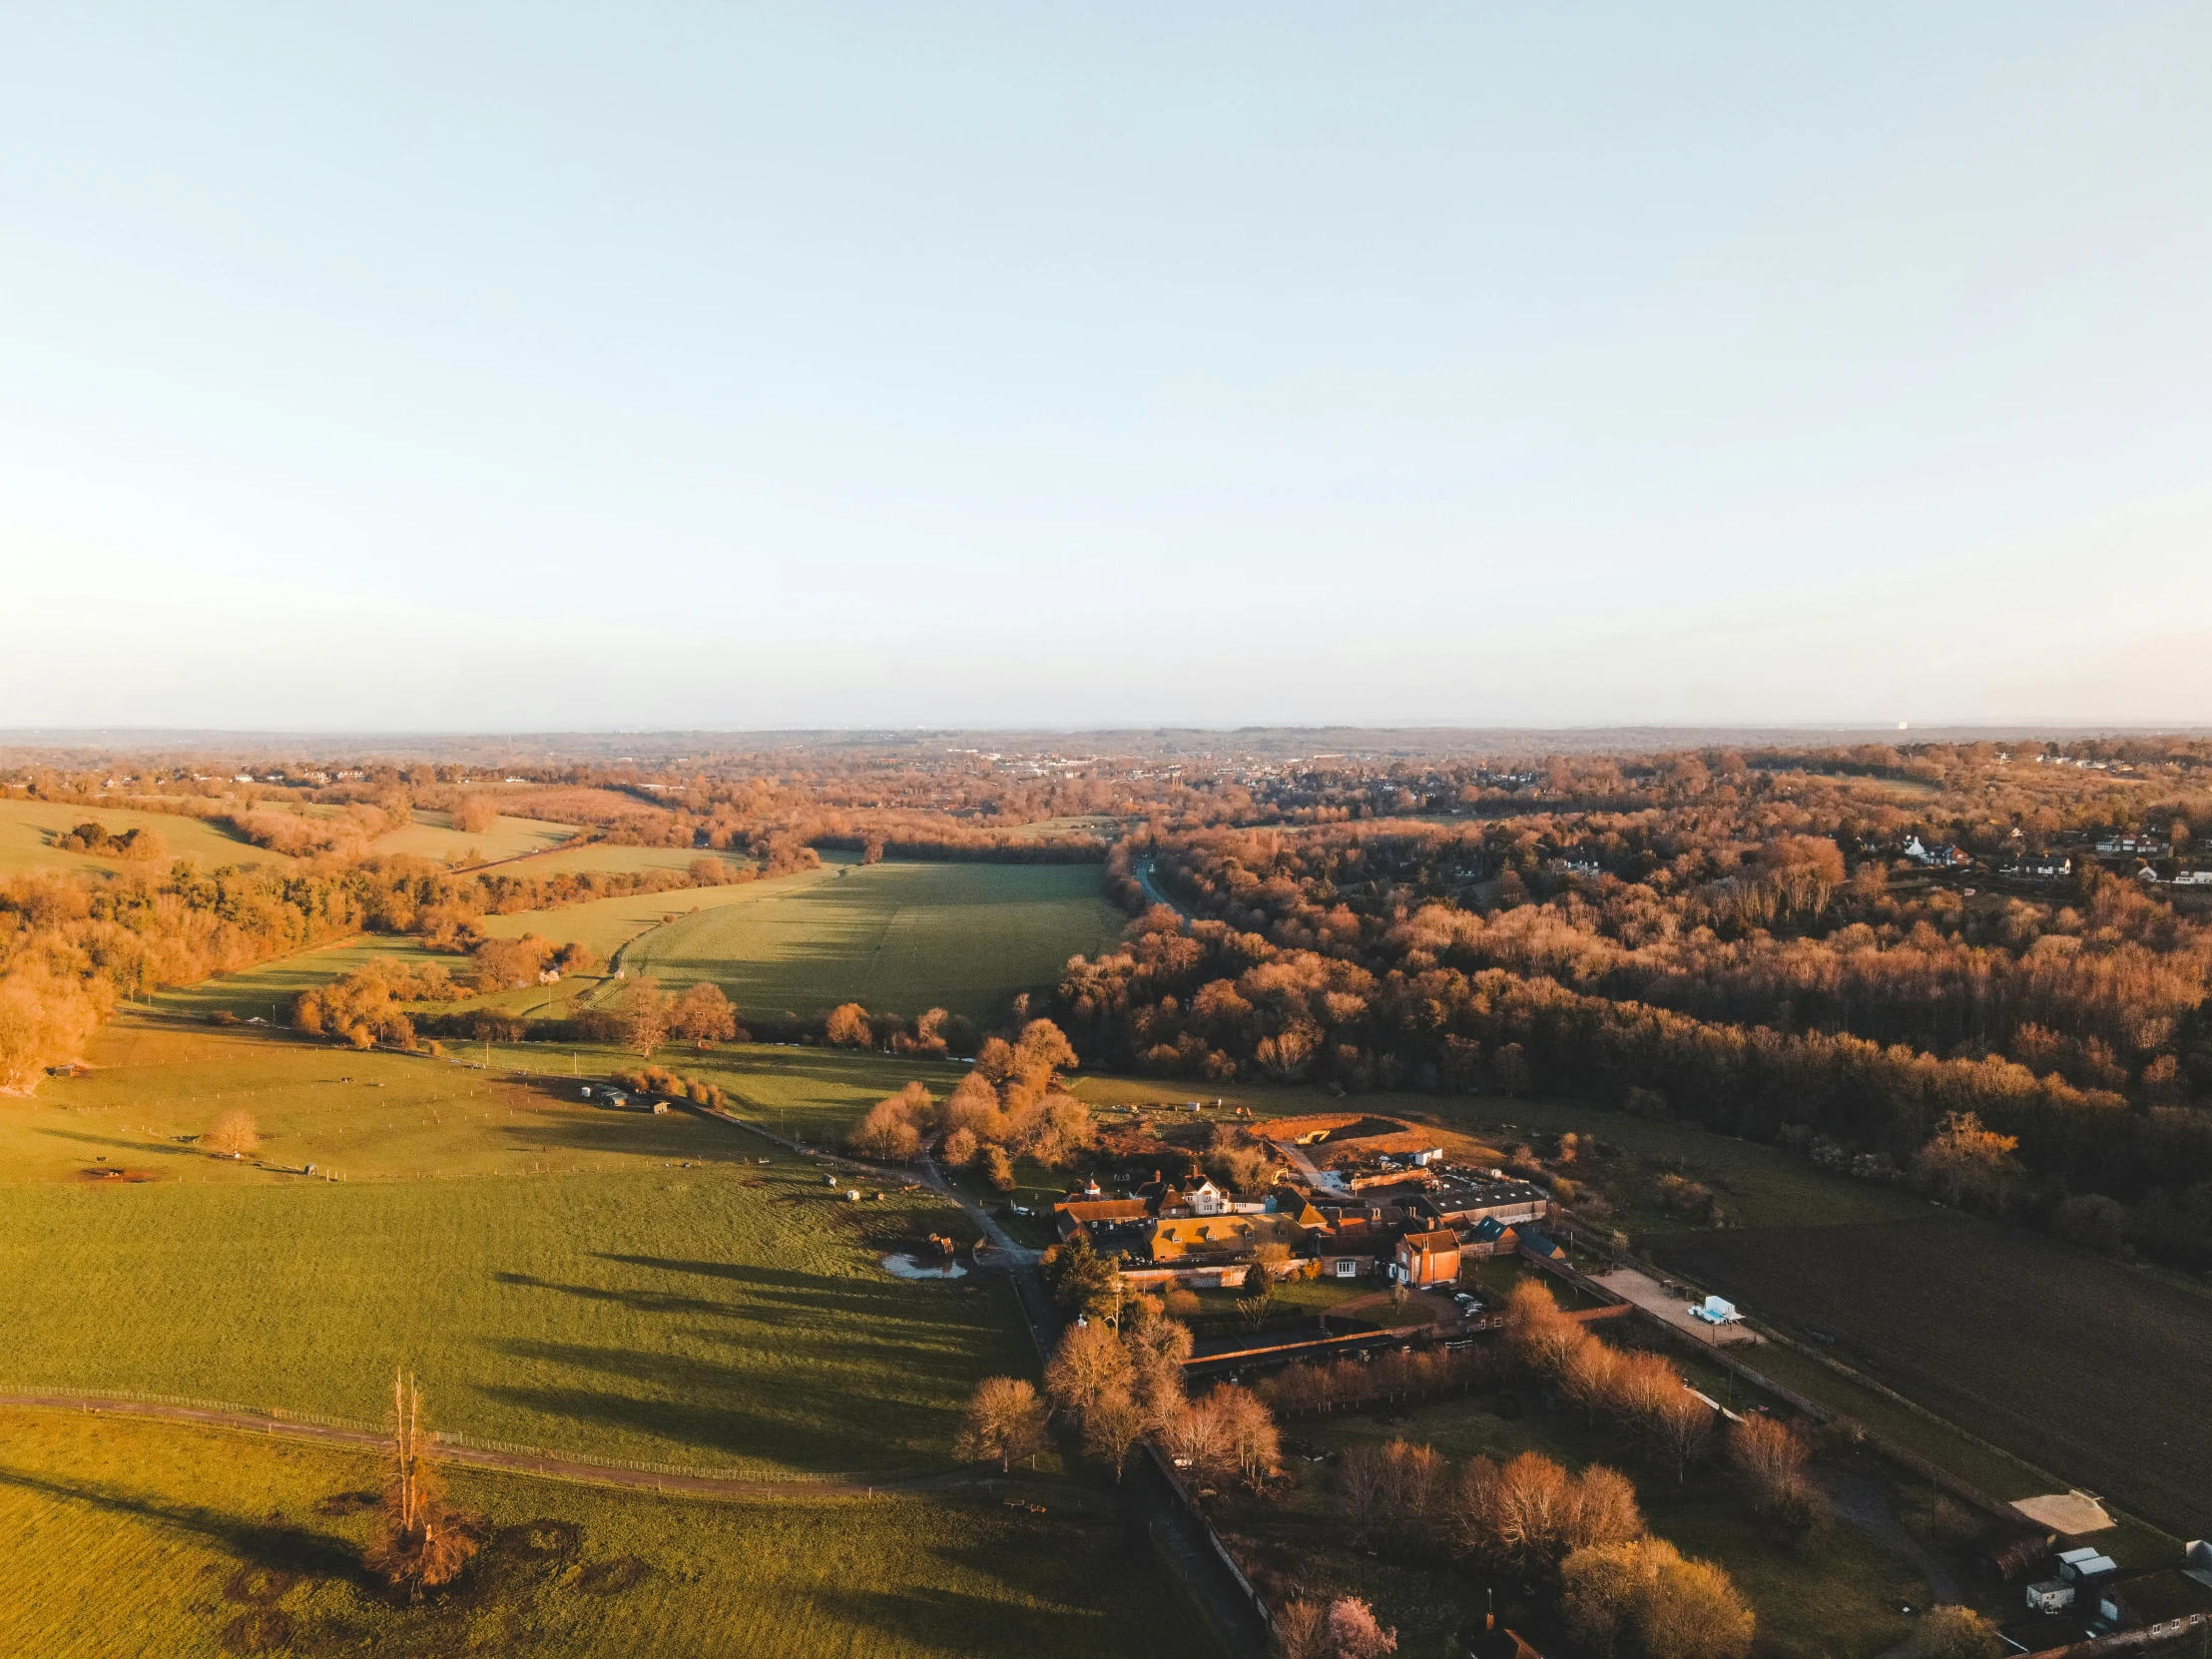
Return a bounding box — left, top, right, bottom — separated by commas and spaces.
0, 1390, 1029, 1501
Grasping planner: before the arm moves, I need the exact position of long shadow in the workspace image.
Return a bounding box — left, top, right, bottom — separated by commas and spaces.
38, 1128, 205, 1160
491, 1264, 995, 1354
500, 1118, 731, 1160
471, 1351, 940, 1473
489, 1272, 729, 1319
593, 1253, 839, 1289
0, 1466, 361, 1581
582, 1255, 997, 1331
803, 1514, 1154, 1657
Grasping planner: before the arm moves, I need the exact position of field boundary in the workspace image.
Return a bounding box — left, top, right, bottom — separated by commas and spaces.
1641, 1245, 2191, 1544
1529, 1254, 2088, 1536
0, 1387, 947, 1493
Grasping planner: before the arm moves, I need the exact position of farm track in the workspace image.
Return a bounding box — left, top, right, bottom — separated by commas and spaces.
0, 1391, 1082, 1506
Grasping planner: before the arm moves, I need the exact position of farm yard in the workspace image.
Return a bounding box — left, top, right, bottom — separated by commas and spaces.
0, 1409, 1210, 1659
620, 858, 1125, 1025
1656, 1216, 2212, 1538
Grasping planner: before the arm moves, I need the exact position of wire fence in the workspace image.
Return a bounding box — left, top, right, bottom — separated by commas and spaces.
12, 1386, 853, 1484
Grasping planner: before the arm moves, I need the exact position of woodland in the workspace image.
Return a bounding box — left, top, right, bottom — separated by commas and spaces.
7, 732, 2212, 1272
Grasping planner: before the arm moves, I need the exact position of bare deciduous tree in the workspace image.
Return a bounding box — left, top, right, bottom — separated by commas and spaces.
1726, 1414, 1811, 1513
620, 977, 670, 1058
363, 1372, 481, 1598
205, 1109, 261, 1158
1273, 1598, 1328, 1659
1043, 1322, 1133, 1427
955, 1376, 1047, 1472
1080, 1392, 1145, 1482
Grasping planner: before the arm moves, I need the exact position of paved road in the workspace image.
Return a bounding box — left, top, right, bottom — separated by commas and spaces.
1132, 856, 1193, 920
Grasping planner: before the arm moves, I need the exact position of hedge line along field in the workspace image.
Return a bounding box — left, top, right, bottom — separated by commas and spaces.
622, 858, 1126, 1024
1655, 1217, 2212, 1538
0, 796, 286, 875
0, 1410, 1215, 1659
509, 841, 758, 877
148, 937, 460, 1023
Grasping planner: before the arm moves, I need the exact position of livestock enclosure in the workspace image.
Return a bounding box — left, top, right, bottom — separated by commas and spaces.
1654, 1215, 2212, 1537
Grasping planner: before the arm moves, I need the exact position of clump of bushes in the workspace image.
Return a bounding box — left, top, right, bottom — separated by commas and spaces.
55, 821, 167, 860
609, 1064, 726, 1109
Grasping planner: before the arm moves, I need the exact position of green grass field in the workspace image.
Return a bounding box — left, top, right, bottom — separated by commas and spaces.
371, 809, 579, 864
125, 853, 1118, 1044
0, 797, 284, 875
621, 859, 1125, 1024
476, 864, 835, 961
0, 1409, 1215, 1659
4, 1023, 1024, 1473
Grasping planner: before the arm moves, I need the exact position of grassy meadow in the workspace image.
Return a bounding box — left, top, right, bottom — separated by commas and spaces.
370, 809, 580, 864
0, 798, 283, 876
622, 858, 1126, 1024
0, 1409, 1215, 1659
476, 861, 836, 962
4, 1024, 1023, 1473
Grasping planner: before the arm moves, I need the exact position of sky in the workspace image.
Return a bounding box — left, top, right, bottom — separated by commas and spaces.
2, 5, 2209, 733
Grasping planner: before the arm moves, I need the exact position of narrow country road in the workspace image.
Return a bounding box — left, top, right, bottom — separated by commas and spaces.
1132, 856, 1193, 920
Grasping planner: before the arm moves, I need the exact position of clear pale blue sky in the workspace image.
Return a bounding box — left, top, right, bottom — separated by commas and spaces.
3, 6, 2208, 731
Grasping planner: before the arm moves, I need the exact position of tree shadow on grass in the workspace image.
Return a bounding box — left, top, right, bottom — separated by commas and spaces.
499, 1117, 731, 1160
0, 1466, 361, 1583
470, 1343, 926, 1472
38, 1127, 207, 1161
489, 1272, 730, 1319
802, 1514, 1163, 1658
809, 1585, 1121, 1655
